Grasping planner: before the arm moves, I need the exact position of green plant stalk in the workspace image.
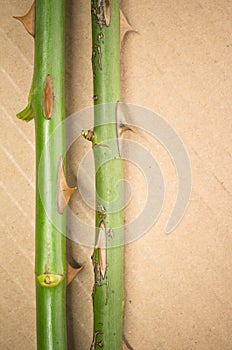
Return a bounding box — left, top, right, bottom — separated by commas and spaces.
90, 1, 124, 349
17, 1, 67, 349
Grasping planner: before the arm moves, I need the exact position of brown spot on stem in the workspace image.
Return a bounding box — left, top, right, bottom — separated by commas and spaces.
43, 74, 54, 120
13, 2, 35, 37
120, 10, 134, 47
67, 262, 84, 285
96, 221, 107, 279
108, 228, 114, 239
97, 45, 102, 70
97, 204, 107, 219
97, 32, 104, 42
57, 157, 77, 214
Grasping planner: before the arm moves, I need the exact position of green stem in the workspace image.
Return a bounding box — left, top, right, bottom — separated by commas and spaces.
90, 1, 124, 349
17, 1, 67, 349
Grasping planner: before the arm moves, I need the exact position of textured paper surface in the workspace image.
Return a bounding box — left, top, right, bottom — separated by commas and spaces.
1, 1, 232, 349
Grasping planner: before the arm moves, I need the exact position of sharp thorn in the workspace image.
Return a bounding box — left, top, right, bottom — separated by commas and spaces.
57, 157, 77, 214
123, 337, 134, 350
119, 123, 136, 136
13, 2, 35, 37
120, 9, 136, 47
67, 262, 84, 286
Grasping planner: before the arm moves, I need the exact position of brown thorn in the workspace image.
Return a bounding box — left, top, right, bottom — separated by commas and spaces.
43, 74, 54, 120
120, 10, 135, 47
67, 262, 84, 286
123, 336, 134, 350
104, 0, 111, 26
119, 123, 136, 136
57, 157, 77, 214
13, 2, 35, 37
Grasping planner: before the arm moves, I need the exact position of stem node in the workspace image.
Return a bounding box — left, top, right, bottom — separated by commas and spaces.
37, 273, 64, 288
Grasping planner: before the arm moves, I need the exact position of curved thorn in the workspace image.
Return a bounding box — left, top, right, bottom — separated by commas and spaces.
120, 10, 136, 47
67, 262, 84, 286
57, 157, 77, 214
103, 0, 111, 26
13, 2, 35, 37
123, 336, 134, 350
119, 123, 136, 136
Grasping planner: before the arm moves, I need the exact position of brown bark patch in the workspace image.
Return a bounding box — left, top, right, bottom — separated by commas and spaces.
43, 74, 54, 120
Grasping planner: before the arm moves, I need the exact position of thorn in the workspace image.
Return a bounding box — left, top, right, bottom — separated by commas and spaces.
103, 0, 111, 26
123, 337, 134, 350
120, 10, 135, 47
119, 123, 136, 136
16, 88, 34, 122
67, 262, 84, 286
43, 74, 54, 120
57, 157, 77, 214
96, 221, 107, 279
13, 2, 35, 37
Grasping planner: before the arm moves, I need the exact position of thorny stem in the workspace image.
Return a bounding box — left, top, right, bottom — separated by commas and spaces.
90, 1, 124, 349
17, 1, 67, 349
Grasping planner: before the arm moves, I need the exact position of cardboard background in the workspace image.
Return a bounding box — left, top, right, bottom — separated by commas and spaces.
1, 1, 232, 349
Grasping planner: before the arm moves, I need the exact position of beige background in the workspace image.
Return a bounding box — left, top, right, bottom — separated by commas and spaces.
1, 1, 232, 349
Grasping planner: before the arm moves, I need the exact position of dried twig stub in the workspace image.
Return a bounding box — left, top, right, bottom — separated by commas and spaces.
57, 157, 77, 214
43, 74, 54, 120
13, 2, 35, 37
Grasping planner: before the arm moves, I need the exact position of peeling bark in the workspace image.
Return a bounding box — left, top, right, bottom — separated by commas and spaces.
43, 74, 54, 120
96, 221, 107, 279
